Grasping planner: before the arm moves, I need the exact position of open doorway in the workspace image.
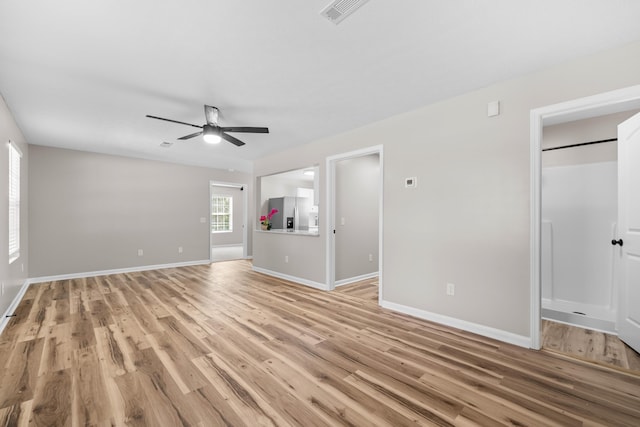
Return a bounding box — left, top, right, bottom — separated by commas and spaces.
530, 85, 640, 352
540, 111, 637, 334
326, 146, 383, 300
210, 181, 248, 262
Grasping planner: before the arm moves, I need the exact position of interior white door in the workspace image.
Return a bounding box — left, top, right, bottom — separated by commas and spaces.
617, 112, 640, 353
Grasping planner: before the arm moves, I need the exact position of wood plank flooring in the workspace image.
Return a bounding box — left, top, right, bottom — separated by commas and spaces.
542, 319, 640, 374
0, 260, 639, 426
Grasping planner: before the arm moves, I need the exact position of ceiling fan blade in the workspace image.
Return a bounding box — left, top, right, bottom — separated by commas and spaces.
220, 126, 269, 133
178, 131, 204, 140
146, 115, 202, 129
221, 132, 246, 147
204, 105, 219, 126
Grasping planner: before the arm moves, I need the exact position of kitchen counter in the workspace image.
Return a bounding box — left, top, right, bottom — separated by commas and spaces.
255, 229, 319, 236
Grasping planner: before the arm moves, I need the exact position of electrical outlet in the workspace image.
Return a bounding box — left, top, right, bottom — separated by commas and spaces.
369, 253, 373, 262
446, 283, 455, 296
137, 249, 144, 257
178, 246, 183, 254
285, 255, 289, 263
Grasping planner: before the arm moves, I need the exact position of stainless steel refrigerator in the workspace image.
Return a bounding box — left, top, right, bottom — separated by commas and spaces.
268, 196, 312, 230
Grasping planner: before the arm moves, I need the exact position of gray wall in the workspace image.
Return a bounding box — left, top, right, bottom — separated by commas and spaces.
252, 40, 640, 338
210, 184, 244, 246
0, 94, 29, 316
335, 154, 379, 282
29, 145, 252, 277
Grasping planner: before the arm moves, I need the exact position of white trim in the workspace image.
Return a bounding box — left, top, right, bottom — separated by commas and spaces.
211, 243, 244, 249
326, 145, 383, 298
335, 271, 378, 287
381, 299, 531, 349
529, 84, 640, 350
530, 109, 542, 350
252, 266, 329, 291
28, 259, 211, 285
0, 279, 31, 335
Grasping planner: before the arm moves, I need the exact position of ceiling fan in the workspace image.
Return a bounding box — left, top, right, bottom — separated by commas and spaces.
146, 105, 268, 146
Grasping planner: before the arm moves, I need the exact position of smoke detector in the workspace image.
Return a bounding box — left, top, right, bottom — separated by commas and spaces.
320, 0, 371, 25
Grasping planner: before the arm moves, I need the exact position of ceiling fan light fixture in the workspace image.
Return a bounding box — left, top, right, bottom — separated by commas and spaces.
203, 125, 221, 144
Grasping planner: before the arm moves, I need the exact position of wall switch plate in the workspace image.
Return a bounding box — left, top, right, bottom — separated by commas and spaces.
369, 253, 373, 262
285, 255, 289, 263
446, 283, 455, 296
178, 246, 183, 254
137, 249, 144, 256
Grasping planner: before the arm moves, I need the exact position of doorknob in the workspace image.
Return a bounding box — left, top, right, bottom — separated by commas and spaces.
611, 239, 624, 246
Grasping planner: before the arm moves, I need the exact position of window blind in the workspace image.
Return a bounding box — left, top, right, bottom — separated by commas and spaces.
211, 195, 233, 232
9, 141, 22, 263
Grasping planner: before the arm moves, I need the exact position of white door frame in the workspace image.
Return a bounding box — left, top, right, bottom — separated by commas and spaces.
210, 180, 249, 261
529, 85, 640, 349
326, 145, 383, 301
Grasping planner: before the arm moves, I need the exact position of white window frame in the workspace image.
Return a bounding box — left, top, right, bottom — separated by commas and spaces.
8, 140, 22, 264
211, 194, 233, 233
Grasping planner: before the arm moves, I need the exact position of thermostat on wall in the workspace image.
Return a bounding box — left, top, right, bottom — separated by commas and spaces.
405, 177, 417, 188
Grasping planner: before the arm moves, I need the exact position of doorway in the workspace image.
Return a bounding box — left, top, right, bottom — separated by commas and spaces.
530, 84, 640, 350
210, 181, 248, 262
326, 146, 383, 301
540, 113, 627, 334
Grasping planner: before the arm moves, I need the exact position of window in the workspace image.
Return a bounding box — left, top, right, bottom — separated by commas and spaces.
211, 195, 232, 232
8, 141, 22, 263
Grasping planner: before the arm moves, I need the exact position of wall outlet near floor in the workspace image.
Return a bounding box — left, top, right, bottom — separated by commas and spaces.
446, 283, 455, 296
137, 249, 144, 257
369, 253, 373, 262
178, 246, 183, 254
285, 255, 289, 263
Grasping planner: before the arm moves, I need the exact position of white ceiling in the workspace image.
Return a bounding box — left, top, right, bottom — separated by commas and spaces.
2, 1, 640, 173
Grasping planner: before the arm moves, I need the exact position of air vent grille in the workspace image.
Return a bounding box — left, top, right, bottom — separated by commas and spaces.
320, 0, 370, 25
160, 141, 173, 148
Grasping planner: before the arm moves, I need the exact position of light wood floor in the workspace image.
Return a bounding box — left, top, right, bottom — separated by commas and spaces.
1, 261, 639, 426
542, 319, 640, 374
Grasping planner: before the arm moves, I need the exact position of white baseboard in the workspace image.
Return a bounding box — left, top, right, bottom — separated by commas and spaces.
28, 259, 211, 285
0, 279, 31, 335
380, 299, 531, 349
252, 266, 329, 291
335, 271, 378, 287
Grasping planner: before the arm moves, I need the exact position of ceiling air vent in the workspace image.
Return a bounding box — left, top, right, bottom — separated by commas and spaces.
320, 0, 370, 25
159, 141, 173, 148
